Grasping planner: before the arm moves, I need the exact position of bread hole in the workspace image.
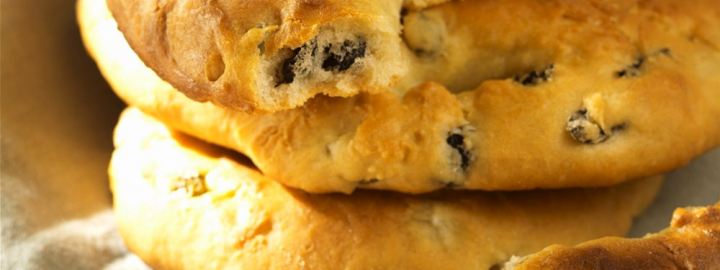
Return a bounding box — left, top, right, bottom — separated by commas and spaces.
205, 52, 225, 82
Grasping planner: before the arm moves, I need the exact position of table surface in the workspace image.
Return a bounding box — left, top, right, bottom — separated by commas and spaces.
2, 0, 718, 268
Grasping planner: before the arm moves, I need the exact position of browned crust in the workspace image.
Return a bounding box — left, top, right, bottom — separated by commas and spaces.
106, 0, 215, 104
507, 204, 720, 270
106, 0, 419, 111
109, 108, 664, 270
106, 0, 720, 113
84, 0, 720, 193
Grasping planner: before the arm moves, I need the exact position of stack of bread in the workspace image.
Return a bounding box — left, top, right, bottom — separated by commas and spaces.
78, 0, 720, 268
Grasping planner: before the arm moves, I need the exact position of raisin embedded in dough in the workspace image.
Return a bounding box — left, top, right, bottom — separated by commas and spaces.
447, 132, 471, 171
322, 39, 367, 72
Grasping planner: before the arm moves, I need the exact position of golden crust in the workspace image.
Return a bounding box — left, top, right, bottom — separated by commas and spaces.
505, 203, 720, 270
80, 0, 720, 193
78, 0, 720, 192
110, 107, 662, 270
107, 0, 419, 111
107, 0, 720, 113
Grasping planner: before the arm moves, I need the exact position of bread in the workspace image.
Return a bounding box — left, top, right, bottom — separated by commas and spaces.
109, 107, 662, 270
80, 0, 720, 193
108, 0, 454, 111
108, 0, 720, 115
504, 203, 720, 270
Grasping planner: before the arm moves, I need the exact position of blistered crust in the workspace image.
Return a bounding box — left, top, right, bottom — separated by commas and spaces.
109, 108, 662, 270
505, 204, 720, 270
82, 0, 720, 193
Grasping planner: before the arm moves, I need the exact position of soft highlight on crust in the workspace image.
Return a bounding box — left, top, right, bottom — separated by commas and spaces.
109, 107, 662, 270
504, 203, 720, 270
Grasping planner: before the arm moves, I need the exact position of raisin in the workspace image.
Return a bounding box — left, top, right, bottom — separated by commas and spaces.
275, 41, 318, 86
321, 39, 367, 72
514, 64, 554, 86
615, 56, 645, 78
447, 133, 471, 170
277, 48, 301, 85
566, 108, 609, 144
275, 37, 364, 85
615, 48, 671, 78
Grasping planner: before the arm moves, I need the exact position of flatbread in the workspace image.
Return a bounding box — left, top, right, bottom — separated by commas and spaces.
109, 108, 662, 270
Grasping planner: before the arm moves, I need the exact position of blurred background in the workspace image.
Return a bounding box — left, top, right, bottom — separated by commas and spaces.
1, 0, 719, 269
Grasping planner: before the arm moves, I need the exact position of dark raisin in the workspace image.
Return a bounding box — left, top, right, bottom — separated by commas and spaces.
615, 48, 672, 78
447, 133, 471, 170
277, 48, 301, 85
514, 64, 554, 86
275, 41, 318, 86
615, 56, 645, 78
321, 39, 367, 72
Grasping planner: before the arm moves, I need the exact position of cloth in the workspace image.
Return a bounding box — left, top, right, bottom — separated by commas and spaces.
3, 211, 149, 270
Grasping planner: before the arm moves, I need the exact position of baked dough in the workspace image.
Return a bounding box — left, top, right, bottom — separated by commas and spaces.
110, 107, 662, 270
80, 0, 720, 193
107, 0, 455, 111
504, 203, 720, 270
107, 0, 720, 113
